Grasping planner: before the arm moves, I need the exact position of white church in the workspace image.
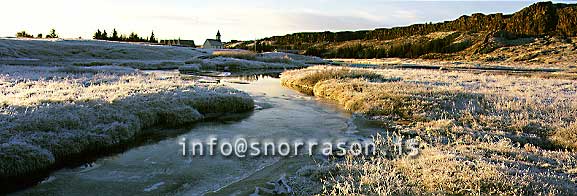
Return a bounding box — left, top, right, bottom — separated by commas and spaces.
203, 30, 223, 49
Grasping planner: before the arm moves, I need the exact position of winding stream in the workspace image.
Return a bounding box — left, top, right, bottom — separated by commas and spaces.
13, 73, 374, 195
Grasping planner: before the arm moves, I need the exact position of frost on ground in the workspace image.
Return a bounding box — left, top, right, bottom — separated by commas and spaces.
282, 66, 577, 195
0, 39, 324, 72
180, 50, 328, 72
0, 38, 206, 69
185, 56, 303, 71
0, 65, 254, 179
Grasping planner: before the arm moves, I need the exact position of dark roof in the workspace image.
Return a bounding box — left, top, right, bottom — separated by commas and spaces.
216, 30, 221, 36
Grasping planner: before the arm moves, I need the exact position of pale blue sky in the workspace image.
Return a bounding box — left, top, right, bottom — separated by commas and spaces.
1, 0, 573, 43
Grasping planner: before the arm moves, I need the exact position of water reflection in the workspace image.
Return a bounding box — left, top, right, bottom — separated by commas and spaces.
226, 73, 279, 82
181, 69, 284, 80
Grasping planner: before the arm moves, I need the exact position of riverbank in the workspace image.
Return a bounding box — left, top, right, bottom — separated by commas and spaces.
0, 65, 254, 192
0, 38, 325, 71
281, 66, 577, 194
11, 73, 357, 195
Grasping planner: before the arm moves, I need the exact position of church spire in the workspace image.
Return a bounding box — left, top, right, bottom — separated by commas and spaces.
216, 30, 221, 41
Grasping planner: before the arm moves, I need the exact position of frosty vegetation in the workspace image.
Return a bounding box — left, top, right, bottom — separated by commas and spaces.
282, 66, 577, 195
180, 50, 328, 72
0, 38, 204, 66
0, 65, 254, 179
0, 39, 324, 72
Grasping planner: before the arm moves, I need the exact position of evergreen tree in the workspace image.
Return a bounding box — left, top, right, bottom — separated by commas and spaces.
111, 29, 119, 41
128, 32, 139, 42
93, 29, 102, 40
149, 31, 156, 43
102, 30, 108, 40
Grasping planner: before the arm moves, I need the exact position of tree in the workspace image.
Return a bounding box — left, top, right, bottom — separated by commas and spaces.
111, 28, 119, 41
93, 29, 102, 40
46, 28, 58, 38
149, 31, 156, 43
37, 34, 43, 38
16, 31, 33, 38
102, 30, 108, 40
128, 32, 140, 42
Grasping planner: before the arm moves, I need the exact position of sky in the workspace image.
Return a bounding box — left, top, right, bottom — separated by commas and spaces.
1, 0, 575, 44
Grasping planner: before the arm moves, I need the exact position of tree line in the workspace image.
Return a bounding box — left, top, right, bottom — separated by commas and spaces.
16, 29, 58, 39
93, 29, 156, 43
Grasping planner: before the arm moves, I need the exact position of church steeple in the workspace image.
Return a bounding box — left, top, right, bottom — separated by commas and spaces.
216, 30, 221, 41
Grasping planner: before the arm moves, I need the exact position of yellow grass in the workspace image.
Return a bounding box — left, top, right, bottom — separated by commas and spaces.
282, 66, 577, 195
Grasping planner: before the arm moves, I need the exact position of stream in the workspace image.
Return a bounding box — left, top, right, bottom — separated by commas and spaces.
12, 72, 379, 195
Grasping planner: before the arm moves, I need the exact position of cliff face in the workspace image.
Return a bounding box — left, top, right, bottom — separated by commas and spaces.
252, 2, 577, 48
227, 2, 577, 62
555, 5, 577, 36
506, 2, 558, 36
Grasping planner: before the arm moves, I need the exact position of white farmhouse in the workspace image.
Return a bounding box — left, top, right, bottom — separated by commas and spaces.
203, 30, 223, 49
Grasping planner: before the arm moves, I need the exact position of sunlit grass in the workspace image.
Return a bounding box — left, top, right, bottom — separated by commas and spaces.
282, 66, 577, 195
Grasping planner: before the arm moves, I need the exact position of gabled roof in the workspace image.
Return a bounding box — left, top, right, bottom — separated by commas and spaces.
204, 39, 223, 46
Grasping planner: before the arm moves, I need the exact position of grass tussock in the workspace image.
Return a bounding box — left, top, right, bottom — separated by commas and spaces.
282, 66, 577, 195
0, 65, 254, 178
281, 67, 393, 95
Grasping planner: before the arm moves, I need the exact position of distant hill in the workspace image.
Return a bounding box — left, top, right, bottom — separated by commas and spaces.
230, 2, 577, 62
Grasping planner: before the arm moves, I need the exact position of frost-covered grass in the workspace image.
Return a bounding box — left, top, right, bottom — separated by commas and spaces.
0, 39, 326, 72
193, 50, 328, 71
0, 65, 254, 178
0, 38, 205, 70
194, 56, 306, 71
308, 134, 577, 195
0, 38, 203, 61
282, 66, 577, 195
212, 50, 326, 65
